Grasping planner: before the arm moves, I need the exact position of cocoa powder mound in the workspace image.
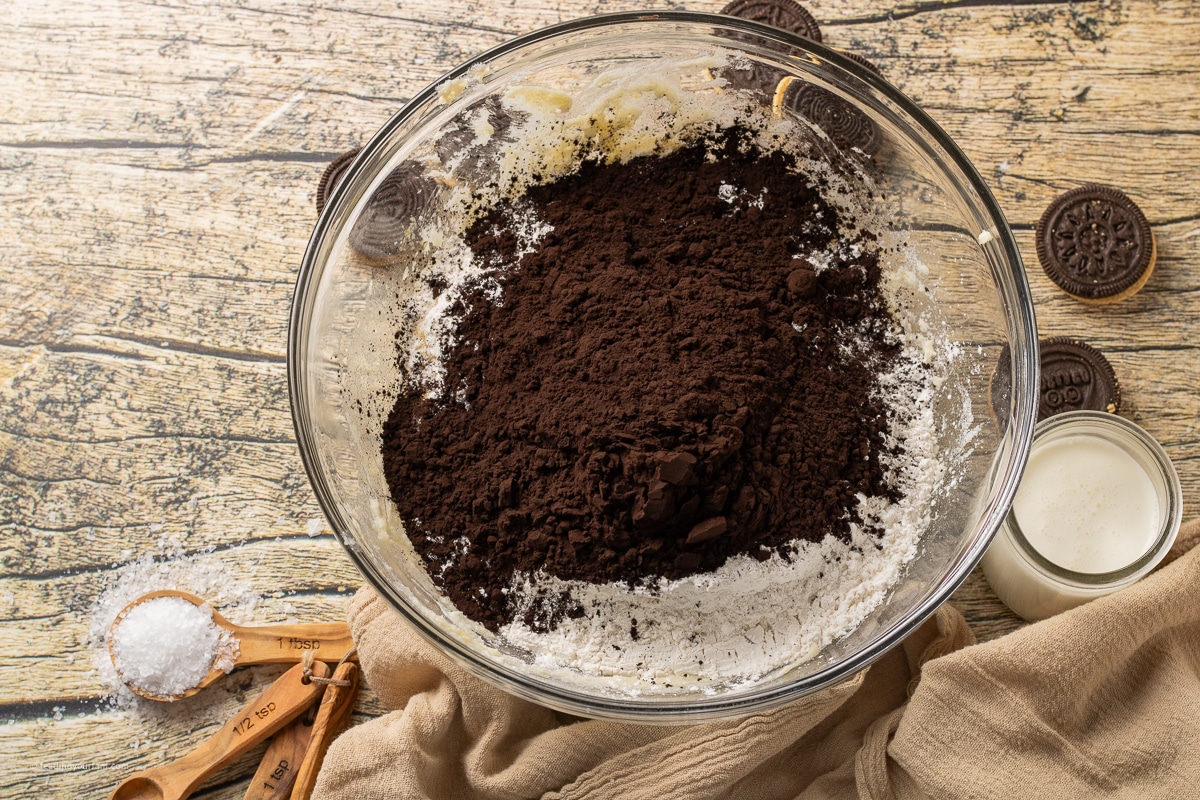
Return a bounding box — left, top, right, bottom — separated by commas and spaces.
382, 130, 903, 632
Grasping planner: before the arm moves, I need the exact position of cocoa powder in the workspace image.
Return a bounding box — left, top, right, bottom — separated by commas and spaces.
382, 129, 903, 631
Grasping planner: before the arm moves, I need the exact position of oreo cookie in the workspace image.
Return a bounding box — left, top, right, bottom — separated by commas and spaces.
347, 163, 440, 265
838, 50, 882, 76
991, 336, 1120, 423
716, 0, 821, 96
775, 76, 881, 157
433, 95, 518, 180
316, 148, 361, 215
720, 0, 822, 41
1036, 184, 1156, 303
316, 150, 440, 265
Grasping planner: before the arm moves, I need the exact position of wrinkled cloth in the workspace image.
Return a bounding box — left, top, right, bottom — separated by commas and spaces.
314, 518, 1200, 799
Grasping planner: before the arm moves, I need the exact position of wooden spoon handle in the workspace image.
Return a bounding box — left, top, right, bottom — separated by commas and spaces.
109, 661, 328, 800
289, 661, 360, 800
233, 622, 355, 666
241, 712, 314, 800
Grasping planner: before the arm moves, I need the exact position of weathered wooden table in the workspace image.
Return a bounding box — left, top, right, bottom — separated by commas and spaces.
3, 0, 1198, 796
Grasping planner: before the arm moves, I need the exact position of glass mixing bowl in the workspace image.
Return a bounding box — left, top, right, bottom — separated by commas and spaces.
289, 11, 1038, 722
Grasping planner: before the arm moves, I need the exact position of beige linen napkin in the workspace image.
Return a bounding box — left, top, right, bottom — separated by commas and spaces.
314, 518, 1200, 800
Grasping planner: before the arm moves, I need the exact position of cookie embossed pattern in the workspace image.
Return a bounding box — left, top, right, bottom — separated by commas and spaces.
1035, 184, 1156, 304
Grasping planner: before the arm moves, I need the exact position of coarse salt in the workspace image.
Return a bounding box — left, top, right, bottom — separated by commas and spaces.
110, 597, 238, 699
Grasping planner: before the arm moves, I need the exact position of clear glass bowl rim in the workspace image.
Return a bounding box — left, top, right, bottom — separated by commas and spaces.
289, 10, 1040, 721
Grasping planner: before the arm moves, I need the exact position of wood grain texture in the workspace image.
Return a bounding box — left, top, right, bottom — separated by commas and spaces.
2, 0, 1198, 796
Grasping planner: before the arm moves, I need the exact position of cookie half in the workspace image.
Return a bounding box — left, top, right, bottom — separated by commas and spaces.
715, 0, 821, 96
773, 75, 881, 156
991, 336, 1121, 424
720, 0, 822, 41
316, 148, 361, 215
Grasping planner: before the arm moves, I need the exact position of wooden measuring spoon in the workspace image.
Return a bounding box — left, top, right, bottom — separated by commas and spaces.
241, 706, 314, 800
290, 660, 360, 800
109, 589, 355, 701
109, 660, 329, 800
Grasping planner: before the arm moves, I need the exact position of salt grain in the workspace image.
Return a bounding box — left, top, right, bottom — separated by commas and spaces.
111, 597, 238, 698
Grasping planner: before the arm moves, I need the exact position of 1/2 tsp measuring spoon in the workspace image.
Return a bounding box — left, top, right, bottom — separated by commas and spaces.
109, 660, 328, 800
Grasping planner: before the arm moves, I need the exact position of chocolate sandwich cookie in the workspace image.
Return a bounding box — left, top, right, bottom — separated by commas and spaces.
716, 0, 821, 95
1036, 184, 1156, 303
433, 95, 517, 180
720, 0, 822, 41
837, 50, 882, 76
773, 76, 881, 157
316, 148, 361, 215
991, 336, 1120, 424
347, 163, 440, 265
317, 149, 440, 264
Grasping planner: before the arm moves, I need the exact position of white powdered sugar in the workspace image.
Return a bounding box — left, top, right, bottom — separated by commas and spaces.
497, 338, 940, 690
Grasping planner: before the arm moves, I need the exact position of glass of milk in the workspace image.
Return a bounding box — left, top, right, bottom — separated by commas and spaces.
982, 410, 1181, 622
